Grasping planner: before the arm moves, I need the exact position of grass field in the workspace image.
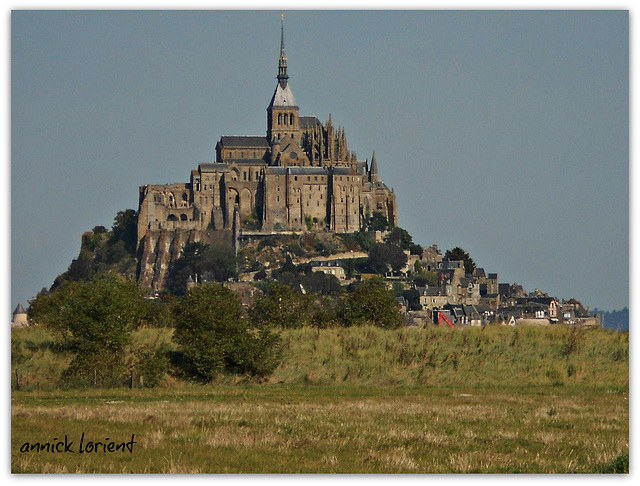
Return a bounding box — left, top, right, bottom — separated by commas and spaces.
11, 324, 629, 473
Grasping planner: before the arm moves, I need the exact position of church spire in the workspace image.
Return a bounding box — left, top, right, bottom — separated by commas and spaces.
369, 152, 379, 183
277, 14, 288, 87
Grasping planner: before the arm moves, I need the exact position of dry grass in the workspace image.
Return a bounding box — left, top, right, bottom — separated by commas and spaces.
11, 324, 628, 473
11, 384, 628, 473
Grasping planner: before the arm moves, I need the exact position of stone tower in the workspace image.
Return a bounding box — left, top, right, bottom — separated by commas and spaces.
266, 16, 300, 145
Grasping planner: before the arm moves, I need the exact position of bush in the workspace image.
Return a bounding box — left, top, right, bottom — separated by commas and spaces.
340, 276, 404, 329
132, 345, 171, 387
173, 284, 281, 381
250, 283, 312, 329
29, 276, 146, 387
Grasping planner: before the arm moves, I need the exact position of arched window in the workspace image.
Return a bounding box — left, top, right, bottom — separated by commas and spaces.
289, 113, 294, 125
180, 214, 188, 221
278, 113, 282, 125
167, 214, 178, 221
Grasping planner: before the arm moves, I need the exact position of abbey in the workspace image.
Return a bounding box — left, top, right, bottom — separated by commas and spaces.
137, 21, 397, 252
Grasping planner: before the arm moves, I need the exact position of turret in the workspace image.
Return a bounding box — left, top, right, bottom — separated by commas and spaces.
369, 151, 379, 183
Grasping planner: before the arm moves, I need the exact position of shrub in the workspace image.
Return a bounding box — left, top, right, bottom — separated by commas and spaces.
340, 276, 404, 329
173, 284, 281, 381
29, 276, 146, 387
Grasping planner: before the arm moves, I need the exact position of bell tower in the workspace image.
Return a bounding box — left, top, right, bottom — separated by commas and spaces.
267, 15, 300, 145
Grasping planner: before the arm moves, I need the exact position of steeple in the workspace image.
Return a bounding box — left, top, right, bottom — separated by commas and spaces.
267, 14, 299, 145
277, 14, 288, 88
369, 152, 379, 183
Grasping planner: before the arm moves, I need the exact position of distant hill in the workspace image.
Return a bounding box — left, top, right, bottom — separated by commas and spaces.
596, 307, 629, 332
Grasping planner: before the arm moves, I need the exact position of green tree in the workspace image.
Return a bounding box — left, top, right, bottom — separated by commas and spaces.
368, 242, 407, 274
385, 227, 412, 249
29, 276, 146, 386
364, 211, 390, 231
250, 283, 312, 329
301, 271, 343, 296
412, 270, 438, 288
167, 242, 238, 295
111, 209, 138, 255
444, 246, 476, 276
402, 288, 422, 311
340, 276, 404, 329
173, 284, 281, 380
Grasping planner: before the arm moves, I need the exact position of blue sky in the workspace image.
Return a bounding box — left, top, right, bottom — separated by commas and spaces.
8, 8, 629, 312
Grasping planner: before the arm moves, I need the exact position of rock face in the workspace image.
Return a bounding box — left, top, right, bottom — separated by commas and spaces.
137, 228, 232, 294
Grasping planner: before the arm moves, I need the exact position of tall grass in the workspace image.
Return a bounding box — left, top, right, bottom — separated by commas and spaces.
271, 325, 628, 388
11, 324, 628, 473
12, 324, 628, 389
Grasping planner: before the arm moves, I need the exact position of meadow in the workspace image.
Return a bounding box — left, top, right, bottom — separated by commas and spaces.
11, 324, 629, 473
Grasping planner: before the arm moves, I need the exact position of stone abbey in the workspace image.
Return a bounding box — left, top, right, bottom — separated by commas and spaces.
136, 21, 398, 289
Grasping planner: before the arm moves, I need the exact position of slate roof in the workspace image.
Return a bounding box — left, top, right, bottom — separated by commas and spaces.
269, 82, 298, 108
473, 268, 486, 278
218, 136, 270, 148
199, 163, 229, 172
224, 159, 267, 165
267, 166, 329, 175
13, 303, 26, 315
299, 116, 322, 129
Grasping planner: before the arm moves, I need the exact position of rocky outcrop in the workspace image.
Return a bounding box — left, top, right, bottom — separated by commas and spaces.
137, 228, 233, 294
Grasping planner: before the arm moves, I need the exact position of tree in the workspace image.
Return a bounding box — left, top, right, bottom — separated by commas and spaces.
444, 246, 476, 276
111, 209, 138, 255
385, 227, 412, 250
167, 242, 238, 295
29, 276, 146, 386
412, 271, 438, 288
173, 284, 281, 380
364, 211, 390, 231
368, 242, 407, 274
301, 271, 343, 296
340, 276, 404, 329
402, 289, 422, 311
250, 283, 312, 329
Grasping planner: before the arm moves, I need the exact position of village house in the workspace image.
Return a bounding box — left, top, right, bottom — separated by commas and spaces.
309, 260, 347, 281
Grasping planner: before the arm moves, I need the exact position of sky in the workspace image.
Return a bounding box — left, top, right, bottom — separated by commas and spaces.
8, 7, 629, 313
